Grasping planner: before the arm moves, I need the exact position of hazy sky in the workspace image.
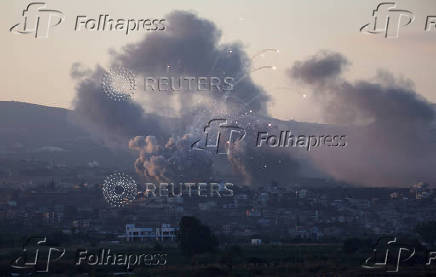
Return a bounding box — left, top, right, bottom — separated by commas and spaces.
1, 0, 435, 122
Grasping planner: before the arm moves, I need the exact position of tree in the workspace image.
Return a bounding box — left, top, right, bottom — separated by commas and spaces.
177, 216, 218, 257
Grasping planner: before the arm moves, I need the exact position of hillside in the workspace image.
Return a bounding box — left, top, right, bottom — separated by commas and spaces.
0, 101, 133, 167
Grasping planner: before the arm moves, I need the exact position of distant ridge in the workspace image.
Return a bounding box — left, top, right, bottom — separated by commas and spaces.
0, 101, 132, 167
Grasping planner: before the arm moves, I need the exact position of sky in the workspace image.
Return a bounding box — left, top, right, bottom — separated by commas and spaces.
1, 0, 435, 122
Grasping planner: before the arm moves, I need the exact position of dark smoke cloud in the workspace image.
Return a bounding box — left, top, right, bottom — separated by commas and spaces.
71, 10, 269, 142
70, 10, 296, 185
289, 51, 436, 186
113, 10, 269, 114
289, 51, 434, 127
289, 51, 349, 85
71, 66, 165, 147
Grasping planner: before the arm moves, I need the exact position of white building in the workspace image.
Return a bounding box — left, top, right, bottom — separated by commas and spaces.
125, 223, 178, 242
251, 238, 262, 246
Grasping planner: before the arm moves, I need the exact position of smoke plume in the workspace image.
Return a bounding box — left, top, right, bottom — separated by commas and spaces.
71, 10, 299, 185
289, 51, 436, 186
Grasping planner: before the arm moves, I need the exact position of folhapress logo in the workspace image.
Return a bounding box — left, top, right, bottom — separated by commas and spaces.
10, 2, 64, 38
10, 236, 167, 273
192, 119, 246, 155
360, 2, 414, 38
10, 237, 65, 273
10, 2, 166, 39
